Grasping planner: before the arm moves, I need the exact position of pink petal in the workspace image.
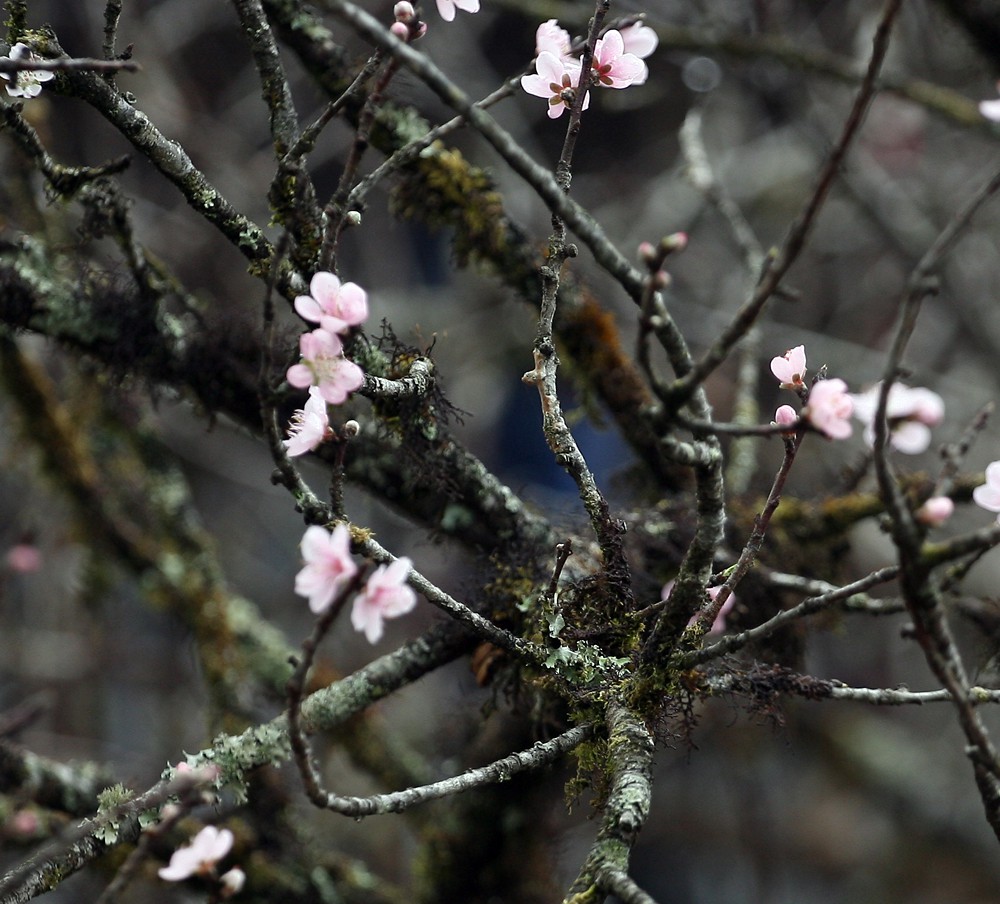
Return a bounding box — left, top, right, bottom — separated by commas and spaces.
286, 363, 314, 389
294, 295, 325, 323
309, 271, 343, 308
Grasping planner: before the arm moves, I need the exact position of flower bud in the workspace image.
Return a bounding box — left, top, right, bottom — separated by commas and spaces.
394, 1, 415, 21
916, 496, 954, 527
773, 405, 798, 430
390, 21, 409, 40
342, 419, 360, 438
345, 210, 362, 227
220, 868, 246, 898
658, 232, 688, 255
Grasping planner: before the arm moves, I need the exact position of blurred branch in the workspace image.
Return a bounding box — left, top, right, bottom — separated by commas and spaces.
872, 162, 1000, 845
664, 0, 904, 410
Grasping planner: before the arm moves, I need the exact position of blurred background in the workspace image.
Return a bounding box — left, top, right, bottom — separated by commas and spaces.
4, 1, 1000, 901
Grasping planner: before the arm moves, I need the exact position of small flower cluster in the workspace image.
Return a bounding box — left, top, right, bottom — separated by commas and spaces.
159, 825, 244, 897
769, 346, 945, 451
283, 272, 368, 457
1, 43, 55, 99
521, 20, 657, 119
295, 524, 418, 643
770, 345, 853, 439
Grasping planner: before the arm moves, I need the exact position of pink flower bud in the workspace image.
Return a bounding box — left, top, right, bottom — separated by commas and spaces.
390, 21, 409, 40
773, 405, 798, 429
394, 1, 415, 21
916, 496, 954, 527
659, 231, 687, 254
638, 241, 656, 264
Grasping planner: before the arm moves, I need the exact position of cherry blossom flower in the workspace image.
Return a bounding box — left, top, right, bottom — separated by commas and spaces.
284, 386, 332, 457
294, 272, 368, 335
295, 524, 358, 614
351, 557, 417, 644
589, 30, 646, 89
981, 84, 1000, 122
286, 328, 364, 405
770, 345, 807, 390
850, 382, 944, 453
1, 44, 55, 99
915, 496, 954, 527
521, 51, 590, 119
802, 378, 853, 440
158, 826, 234, 882
617, 21, 658, 85
535, 19, 574, 60
974, 462, 1000, 520
435, 0, 478, 22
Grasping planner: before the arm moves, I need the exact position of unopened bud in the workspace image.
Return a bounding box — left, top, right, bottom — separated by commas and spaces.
345, 210, 362, 227
773, 405, 798, 430
638, 241, 656, 264
219, 868, 246, 898
652, 269, 671, 289
658, 231, 688, 256
916, 495, 954, 527
394, 1, 415, 21
390, 21, 409, 40
342, 419, 360, 438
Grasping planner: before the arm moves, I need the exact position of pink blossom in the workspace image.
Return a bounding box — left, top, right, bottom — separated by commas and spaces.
434, 0, 478, 21
974, 462, 1000, 520
0, 44, 55, 99
803, 378, 853, 440
294, 272, 369, 335
284, 387, 332, 456
521, 51, 590, 119
589, 30, 646, 89
158, 826, 234, 881
295, 524, 359, 614
286, 328, 364, 405
351, 557, 417, 644
773, 405, 798, 430
915, 496, 954, 527
535, 19, 574, 60
850, 382, 944, 453
770, 345, 807, 390
5, 543, 41, 574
